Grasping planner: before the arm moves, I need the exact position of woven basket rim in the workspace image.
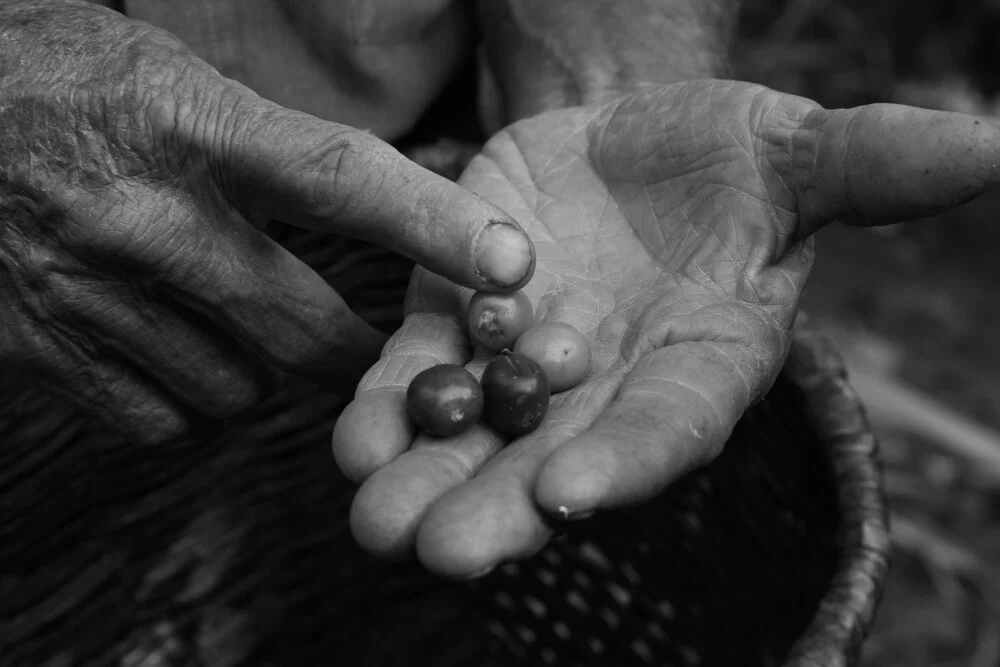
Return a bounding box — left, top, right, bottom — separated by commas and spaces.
779, 324, 891, 667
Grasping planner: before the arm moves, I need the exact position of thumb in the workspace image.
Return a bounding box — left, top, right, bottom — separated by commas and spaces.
788, 103, 1000, 238
221, 103, 535, 292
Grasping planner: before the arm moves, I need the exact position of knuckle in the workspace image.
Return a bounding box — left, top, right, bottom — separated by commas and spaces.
312, 130, 389, 219
132, 407, 192, 446
269, 120, 392, 221
120, 43, 227, 159
752, 88, 823, 183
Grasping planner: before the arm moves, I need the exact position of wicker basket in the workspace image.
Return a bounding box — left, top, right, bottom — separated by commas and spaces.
0, 127, 891, 665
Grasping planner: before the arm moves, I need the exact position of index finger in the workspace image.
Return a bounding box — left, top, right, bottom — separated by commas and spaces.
225, 104, 537, 292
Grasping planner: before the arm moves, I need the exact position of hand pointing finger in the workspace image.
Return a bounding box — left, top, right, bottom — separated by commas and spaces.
218, 100, 536, 292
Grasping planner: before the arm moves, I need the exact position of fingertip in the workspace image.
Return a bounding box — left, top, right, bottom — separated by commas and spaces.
415, 479, 545, 580
349, 471, 421, 561
129, 411, 193, 448
349, 451, 469, 561
102, 395, 193, 448
415, 508, 499, 579
332, 389, 413, 483
535, 440, 613, 519
473, 219, 536, 291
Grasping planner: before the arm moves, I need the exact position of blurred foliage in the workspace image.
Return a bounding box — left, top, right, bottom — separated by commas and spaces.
733, 2, 1000, 666
737, 0, 1000, 108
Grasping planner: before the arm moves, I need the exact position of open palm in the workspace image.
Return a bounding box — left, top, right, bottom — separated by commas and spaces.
333, 80, 1000, 578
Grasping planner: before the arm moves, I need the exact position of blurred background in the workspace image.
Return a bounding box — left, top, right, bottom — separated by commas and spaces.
734, 1, 1000, 665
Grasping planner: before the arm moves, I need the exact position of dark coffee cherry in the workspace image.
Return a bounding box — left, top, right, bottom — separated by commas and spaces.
481, 350, 550, 436
406, 364, 484, 437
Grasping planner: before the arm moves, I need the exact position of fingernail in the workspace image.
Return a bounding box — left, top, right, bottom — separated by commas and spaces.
556, 505, 596, 521
474, 220, 533, 288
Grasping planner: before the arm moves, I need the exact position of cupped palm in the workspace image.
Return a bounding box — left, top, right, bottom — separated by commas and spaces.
334, 79, 1000, 578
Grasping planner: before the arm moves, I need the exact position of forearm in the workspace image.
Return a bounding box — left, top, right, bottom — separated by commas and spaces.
476, 0, 741, 122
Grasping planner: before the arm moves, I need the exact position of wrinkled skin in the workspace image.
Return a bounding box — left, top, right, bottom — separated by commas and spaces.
333, 80, 1000, 578
0, 2, 533, 445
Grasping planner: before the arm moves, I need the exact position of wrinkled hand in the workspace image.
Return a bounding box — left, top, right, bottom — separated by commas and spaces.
333, 80, 1000, 577
0, 2, 533, 445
